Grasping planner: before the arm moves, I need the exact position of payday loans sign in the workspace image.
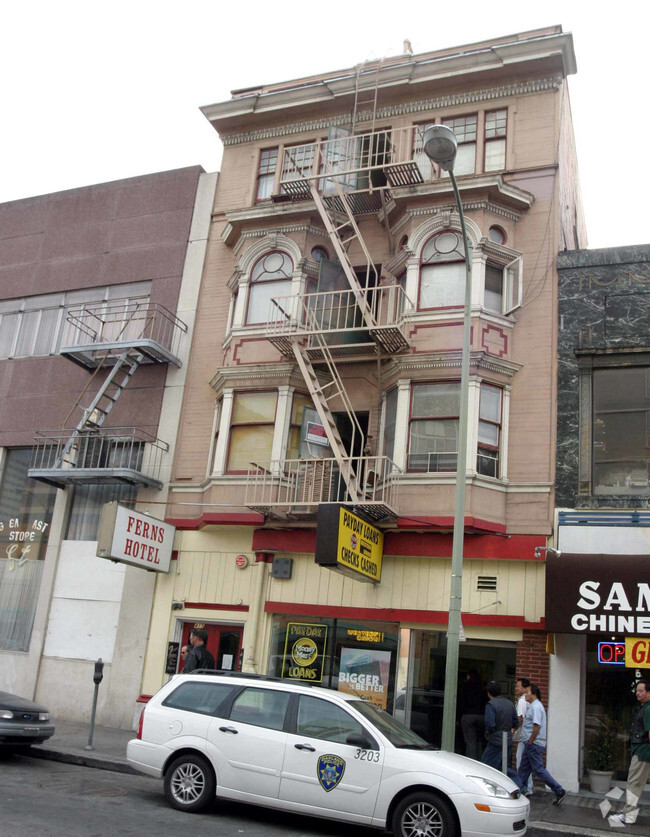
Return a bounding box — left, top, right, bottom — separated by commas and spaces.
315, 505, 383, 583
96, 502, 175, 573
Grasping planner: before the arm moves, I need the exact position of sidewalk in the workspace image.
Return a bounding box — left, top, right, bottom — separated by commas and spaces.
22, 720, 650, 836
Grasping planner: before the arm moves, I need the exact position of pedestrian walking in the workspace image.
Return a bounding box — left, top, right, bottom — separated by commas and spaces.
609, 679, 650, 826
514, 677, 533, 793
481, 680, 521, 788
182, 629, 215, 672
517, 684, 566, 805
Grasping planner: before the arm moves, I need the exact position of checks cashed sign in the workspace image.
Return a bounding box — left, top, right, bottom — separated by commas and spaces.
315, 505, 383, 583
545, 552, 650, 635
96, 502, 175, 573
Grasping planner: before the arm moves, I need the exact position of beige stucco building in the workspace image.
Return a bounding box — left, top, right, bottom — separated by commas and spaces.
141, 27, 586, 757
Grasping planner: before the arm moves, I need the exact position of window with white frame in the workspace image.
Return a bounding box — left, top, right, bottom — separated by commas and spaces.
484, 110, 507, 172
482, 252, 522, 315
286, 392, 314, 460
408, 382, 460, 472
227, 391, 278, 473
418, 230, 466, 310
441, 114, 477, 176
0, 282, 151, 360
245, 251, 294, 325
477, 383, 502, 478
255, 148, 279, 202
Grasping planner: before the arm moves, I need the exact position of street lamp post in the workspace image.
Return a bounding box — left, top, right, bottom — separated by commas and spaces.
423, 125, 472, 753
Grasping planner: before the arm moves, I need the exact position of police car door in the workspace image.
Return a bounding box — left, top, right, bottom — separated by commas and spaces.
280, 694, 383, 822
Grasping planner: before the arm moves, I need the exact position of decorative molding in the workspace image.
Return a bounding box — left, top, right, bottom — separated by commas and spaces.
221, 77, 563, 146
382, 349, 521, 379
210, 362, 302, 393
391, 201, 522, 238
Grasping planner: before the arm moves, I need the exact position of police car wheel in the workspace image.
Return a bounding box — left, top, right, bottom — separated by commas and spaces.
392, 791, 457, 837
164, 753, 216, 813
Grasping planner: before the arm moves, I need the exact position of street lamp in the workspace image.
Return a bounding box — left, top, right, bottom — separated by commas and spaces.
423, 125, 472, 753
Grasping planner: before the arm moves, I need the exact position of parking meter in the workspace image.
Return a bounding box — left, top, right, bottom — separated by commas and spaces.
93, 658, 104, 685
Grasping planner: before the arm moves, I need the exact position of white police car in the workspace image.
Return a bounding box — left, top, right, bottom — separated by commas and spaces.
127, 672, 528, 837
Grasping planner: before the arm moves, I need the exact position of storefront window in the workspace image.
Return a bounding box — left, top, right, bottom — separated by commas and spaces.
267, 614, 399, 710
585, 635, 639, 778
0, 448, 58, 651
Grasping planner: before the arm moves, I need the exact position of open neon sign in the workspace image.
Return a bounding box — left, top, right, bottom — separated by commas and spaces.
597, 641, 625, 665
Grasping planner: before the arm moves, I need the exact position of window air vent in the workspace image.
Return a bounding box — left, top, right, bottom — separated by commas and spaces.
476, 575, 497, 592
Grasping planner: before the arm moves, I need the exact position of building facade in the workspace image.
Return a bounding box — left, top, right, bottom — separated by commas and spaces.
0, 167, 217, 727
548, 244, 650, 790
140, 27, 586, 757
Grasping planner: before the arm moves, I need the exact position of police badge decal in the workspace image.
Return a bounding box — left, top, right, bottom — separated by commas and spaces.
317, 754, 346, 792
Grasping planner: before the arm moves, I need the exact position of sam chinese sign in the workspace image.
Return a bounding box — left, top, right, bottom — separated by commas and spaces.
96, 503, 175, 573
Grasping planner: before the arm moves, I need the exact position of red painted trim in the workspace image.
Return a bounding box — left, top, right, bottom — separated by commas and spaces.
166, 512, 265, 530
136, 694, 153, 704
409, 322, 475, 354
264, 601, 544, 630
394, 516, 506, 534
252, 527, 544, 561
184, 602, 250, 612
481, 323, 508, 357
232, 336, 284, 365
171, 550, 179, 561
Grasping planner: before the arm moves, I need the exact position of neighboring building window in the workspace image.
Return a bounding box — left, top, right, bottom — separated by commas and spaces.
408, 382, 460, 472
418, 230, 465, 310
0, 449, 58, 651
593, 366, 650, 495
477, 384, 502, 478
0, 281, 151, 359
256, 148, 278, 202
66, 484, 137, 541
245, 251, 294, 325
484, 110, 507, 172
441, 115, 477, 176
287, 393, 314, 460
227, 391, 278, 472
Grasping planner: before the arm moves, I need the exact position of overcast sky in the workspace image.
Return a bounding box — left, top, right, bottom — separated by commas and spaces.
3, 1, 648, 249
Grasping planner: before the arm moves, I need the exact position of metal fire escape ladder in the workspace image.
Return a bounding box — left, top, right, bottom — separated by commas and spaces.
291, 335, 363, 505
352, 59, 382, 134
53, 308, 152, 469
309, 180, 378, 330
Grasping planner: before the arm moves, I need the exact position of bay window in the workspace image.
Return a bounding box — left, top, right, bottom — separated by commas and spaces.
255, 148, 279, 202
441, 114, 477, 176
418, 230, 466, 310
408, 382, 460, 472
484, 109, 507, 172
245, 251, 294, 325
477, 383, 502, 478
227, 391, 278, 473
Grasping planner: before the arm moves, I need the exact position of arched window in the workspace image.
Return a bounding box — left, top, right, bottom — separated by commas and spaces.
246, 251, 293, 325
418, 230, 466, 310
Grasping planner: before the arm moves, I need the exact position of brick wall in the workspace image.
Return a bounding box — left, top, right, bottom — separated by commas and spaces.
516, 629, 550, 703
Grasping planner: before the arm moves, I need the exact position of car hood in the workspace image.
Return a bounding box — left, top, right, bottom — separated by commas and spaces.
0, 690, 49, 714
389, 746, 520, 792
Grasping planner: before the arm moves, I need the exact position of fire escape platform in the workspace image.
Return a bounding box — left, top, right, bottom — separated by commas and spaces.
60, 338, 181, 370
28, 466, 163, 491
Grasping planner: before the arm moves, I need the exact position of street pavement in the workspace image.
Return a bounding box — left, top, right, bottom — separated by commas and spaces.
22, 720, 650, 837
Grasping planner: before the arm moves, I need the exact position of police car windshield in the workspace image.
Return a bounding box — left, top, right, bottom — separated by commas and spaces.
350, 700, 436, 749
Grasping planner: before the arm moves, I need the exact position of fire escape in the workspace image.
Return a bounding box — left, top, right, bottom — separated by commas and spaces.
29, 299, 187, 491
245, 70, 429, 521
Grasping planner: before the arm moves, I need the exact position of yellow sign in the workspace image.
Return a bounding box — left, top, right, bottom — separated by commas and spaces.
337, 508, 383, 583
282, 622, 328, 682
625, 637, 650, 667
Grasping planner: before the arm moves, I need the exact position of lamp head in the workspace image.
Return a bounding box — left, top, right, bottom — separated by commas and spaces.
423, 124, 458, 172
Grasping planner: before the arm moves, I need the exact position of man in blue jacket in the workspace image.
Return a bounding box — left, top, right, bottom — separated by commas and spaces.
481, 680, 521, 788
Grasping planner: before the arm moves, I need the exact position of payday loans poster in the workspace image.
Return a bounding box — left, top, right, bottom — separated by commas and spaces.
337, 647, 391, 709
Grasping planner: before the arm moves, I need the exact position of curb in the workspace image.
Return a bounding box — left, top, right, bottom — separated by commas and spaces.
528, 821, 617, 837
24, 745, 138, 775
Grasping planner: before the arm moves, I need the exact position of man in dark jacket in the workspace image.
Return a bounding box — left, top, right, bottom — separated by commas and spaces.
610, 679, 650, 825
183, 629, 215, 672
481, 680, 521, 788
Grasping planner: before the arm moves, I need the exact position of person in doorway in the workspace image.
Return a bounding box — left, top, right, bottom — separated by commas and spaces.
179, 644, 191, 671
517, 684, 566, 805
183, 629, 215, 673
609, 679, 650, 826
481, 681, 521, 788
514, 677, 533, 794
458, 668, 487, 760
